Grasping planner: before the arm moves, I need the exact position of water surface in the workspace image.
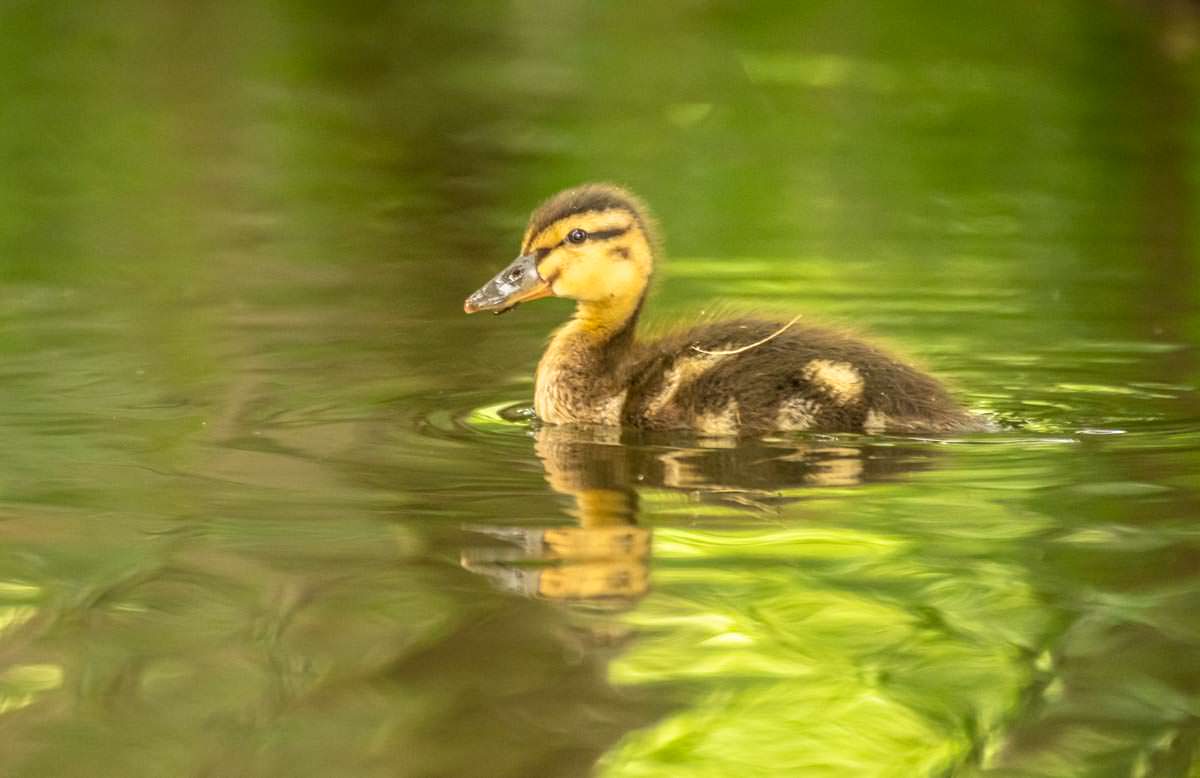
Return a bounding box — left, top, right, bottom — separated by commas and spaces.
1, 1, 1199, 776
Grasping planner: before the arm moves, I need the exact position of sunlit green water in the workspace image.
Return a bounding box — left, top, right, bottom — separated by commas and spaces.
2, 1, 1199, 776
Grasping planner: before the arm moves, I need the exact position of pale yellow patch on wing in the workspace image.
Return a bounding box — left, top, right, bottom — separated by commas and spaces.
803, 359, 863, 405
694, 399, 741, 436
644, 353, 726, 418
775, 397, 820, 431
863, 409, 890, 433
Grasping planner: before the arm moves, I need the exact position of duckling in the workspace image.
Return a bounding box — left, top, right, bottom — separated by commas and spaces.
464, 183, 992, 435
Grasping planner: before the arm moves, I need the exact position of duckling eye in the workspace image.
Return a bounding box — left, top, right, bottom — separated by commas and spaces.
566, 228, 588, 244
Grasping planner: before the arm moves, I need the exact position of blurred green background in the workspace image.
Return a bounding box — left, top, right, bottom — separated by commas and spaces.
1, 1, 1199, 776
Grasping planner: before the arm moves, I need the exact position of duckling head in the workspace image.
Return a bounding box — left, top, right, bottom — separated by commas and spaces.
464, 183, 657, 320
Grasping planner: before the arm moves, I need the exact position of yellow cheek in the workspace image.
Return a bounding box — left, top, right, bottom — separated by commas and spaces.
537, 256, 563, 283
571, 260, 607, 296
598, 260, 640, 298
543, 252, 587, 297
558, 257, 636, 300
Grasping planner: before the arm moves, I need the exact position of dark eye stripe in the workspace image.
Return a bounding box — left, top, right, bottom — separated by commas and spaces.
553, 226, 630, 247
587, 226, 630, 241
529, 224, 632, 255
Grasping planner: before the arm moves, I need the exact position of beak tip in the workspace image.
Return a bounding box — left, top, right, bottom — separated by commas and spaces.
464, 254, 544, 317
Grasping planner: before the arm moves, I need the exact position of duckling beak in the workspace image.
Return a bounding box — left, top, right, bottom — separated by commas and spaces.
464, 254, 553, 315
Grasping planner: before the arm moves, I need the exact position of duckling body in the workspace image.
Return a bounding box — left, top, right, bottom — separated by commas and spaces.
466, 183, 991, 435
535, 316, 985, 434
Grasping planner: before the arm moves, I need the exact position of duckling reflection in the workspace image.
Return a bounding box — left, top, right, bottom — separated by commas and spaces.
461, 495, 649, 602
461, 424, 937, 602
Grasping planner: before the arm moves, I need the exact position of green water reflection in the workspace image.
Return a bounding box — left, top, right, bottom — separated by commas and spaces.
1, 0, 1199, 776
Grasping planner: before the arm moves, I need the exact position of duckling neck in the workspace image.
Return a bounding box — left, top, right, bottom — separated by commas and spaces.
534, 294, 644, 425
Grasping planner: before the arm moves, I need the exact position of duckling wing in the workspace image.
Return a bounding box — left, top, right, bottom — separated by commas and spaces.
622, 318, 985, 434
